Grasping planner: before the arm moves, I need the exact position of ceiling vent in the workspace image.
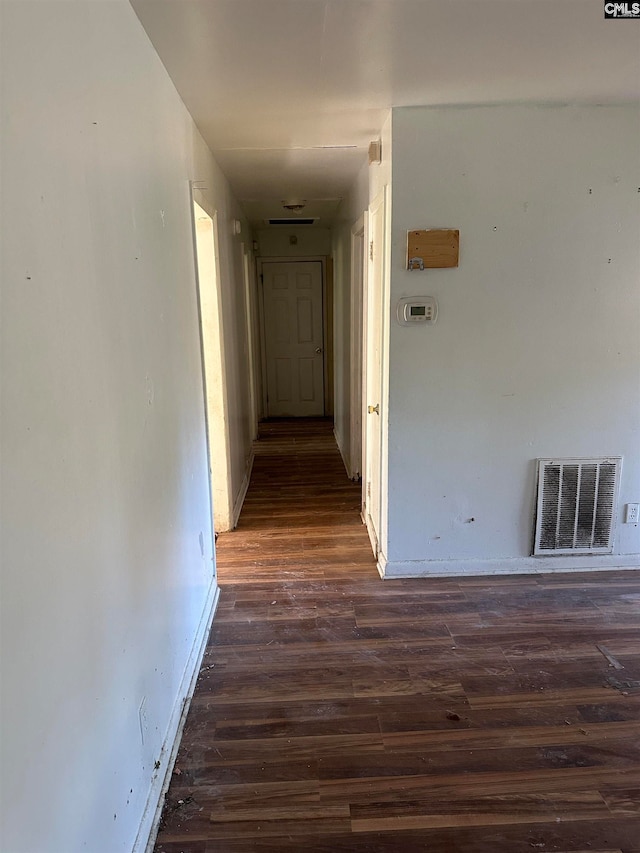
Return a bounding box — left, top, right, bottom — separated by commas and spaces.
268, 218, 317, 226
533, 457, 621, 556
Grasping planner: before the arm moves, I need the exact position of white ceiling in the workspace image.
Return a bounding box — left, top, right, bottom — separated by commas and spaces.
131, 0, 640, 227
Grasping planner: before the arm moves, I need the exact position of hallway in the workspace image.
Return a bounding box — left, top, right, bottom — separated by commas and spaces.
154, 421, 640, 852
216, 418, 376, 584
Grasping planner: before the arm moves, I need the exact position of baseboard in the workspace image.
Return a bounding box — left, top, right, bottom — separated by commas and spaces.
134, 579, 220, 853
380, 553, 640, 578
232, 450, 254, 529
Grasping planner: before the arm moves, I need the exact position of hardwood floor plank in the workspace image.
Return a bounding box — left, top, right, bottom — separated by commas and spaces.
349, 788, 612, 825
380, 720, 640, 753
183, 732, 385, 762
600, 787, 640, 815
170, 756, 321, 787
349, 807, 614, 833
160, 820, 640, 853
319, 767, 640, 805
467, 685, 635, 710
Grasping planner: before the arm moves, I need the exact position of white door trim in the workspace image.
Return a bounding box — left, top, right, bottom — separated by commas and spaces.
190, 186, 234, 532
241, 243, 260, 439
362, 187, 389, 558
349, 213, 367, 481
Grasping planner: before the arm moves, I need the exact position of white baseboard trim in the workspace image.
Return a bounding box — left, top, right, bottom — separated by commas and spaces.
134, 579, 220, 853
232, 450, 254, 529
379, 553, 640, 578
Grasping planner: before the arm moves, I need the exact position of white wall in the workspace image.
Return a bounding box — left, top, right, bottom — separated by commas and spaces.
257, 226, 332, 257
0, 2, 252, 851
384, 105, 640, 576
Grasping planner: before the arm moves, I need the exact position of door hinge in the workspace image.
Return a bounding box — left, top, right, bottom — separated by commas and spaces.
260, 273, 264, 284
369, 241, 374, 261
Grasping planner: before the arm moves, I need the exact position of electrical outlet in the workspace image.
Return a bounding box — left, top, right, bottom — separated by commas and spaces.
625, 503, 639, 524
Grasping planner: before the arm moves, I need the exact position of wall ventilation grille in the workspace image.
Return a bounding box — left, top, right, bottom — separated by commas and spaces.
534, 457, 621, 556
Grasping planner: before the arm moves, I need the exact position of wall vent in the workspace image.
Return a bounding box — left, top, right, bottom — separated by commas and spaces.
533, 457, 621, 556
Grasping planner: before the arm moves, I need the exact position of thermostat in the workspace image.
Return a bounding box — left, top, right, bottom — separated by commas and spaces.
396, 296, 438, 326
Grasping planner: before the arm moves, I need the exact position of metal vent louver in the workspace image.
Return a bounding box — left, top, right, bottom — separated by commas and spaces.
534, 457, 621, 556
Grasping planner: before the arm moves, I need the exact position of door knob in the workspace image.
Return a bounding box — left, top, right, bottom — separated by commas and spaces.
315, 347, 323, 354
368, 404, 380, 415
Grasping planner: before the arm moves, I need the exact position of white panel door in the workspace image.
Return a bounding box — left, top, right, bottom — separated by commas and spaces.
262, 261, 324, 417
363, 191, 385, 557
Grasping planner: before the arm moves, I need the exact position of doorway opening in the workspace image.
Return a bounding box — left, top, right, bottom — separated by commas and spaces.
191, 195, 233, 532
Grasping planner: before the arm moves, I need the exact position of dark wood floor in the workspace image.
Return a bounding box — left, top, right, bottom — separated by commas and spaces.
155, 418, 640, 853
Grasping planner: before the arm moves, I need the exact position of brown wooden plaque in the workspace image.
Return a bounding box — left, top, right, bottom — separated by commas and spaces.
407, 229, 459, 269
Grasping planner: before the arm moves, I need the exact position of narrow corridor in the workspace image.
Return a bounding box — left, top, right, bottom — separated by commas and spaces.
215, 417, 376, 584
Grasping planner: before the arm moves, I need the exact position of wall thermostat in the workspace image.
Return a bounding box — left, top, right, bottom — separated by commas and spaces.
396, 296, 437, 326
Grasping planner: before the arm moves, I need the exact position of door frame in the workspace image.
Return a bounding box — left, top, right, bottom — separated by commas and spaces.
350, 213, 367, 481
241, 242, 260, 439
190, 185, 234, 533
257, 256, 329, 418
362, 187, 390, 564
